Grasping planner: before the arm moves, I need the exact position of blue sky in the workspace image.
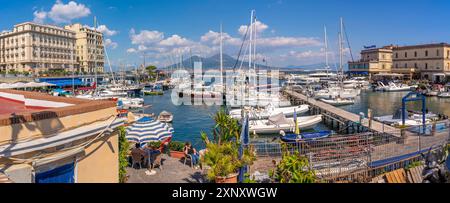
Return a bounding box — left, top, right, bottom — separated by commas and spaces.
1, 0, 449, 69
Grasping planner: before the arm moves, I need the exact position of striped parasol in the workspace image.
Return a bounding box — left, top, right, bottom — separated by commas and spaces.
126, 117, 174, 145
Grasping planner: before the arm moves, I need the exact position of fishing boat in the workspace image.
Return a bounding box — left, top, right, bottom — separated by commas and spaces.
382, 82, 416, 92
142, 84, 164, 96
280, 130, 332, 142
248, 113, 322, 134
229, 104, 309, 120
157, 111, 174, 123
320, 98, 355, 106
373, 109, 434, 126
117, 97, 144, 109
438, 92, 450, 98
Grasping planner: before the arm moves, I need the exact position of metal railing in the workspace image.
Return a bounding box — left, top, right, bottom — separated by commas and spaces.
246, 121, 449, 182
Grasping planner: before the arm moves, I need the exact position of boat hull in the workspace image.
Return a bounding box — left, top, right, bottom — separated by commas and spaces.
249, 115, 322, 134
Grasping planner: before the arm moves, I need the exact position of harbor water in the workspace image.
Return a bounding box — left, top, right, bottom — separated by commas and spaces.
143, 89, 450, 149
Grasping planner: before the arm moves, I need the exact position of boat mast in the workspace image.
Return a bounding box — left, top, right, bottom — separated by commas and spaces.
324, 25, 329, 80
220, 23, 224, 85
253, 15, 257, 72
94, 16, 98, 93
339, 17, 344, 86
248, 10, 254, 70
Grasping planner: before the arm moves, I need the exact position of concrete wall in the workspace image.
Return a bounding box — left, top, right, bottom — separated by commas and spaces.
0, 107, 117, 145
76, 132, 119, 183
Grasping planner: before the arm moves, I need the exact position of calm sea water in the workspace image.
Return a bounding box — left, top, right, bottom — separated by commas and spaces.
143, 91, 219, 149
341, 90, 450, 117
143, 89, 450, 148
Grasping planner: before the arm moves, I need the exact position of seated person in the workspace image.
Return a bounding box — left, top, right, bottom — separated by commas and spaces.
130, 143, 146, 167
184, 142, 200, 169
145, 144, 162, 169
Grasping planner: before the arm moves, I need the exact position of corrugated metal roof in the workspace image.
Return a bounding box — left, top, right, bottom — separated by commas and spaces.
0, 172, 14, 183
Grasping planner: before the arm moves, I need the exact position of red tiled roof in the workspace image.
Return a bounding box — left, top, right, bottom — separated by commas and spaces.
0, 89, 117, 126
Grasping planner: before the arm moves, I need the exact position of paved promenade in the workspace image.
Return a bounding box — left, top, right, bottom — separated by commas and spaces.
126, 154, 207, 183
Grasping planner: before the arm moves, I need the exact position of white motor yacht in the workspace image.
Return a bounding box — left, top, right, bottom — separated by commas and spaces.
229, 104, 310, 120
249, 114, 322, 134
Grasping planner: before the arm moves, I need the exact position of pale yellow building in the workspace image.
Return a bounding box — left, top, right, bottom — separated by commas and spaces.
348, 46, 393, 78
350, 43, 450, 82
0, 89, 124, 183
0, 22, 76, 74
392, 43, 450, 82
65, 24, 104, 74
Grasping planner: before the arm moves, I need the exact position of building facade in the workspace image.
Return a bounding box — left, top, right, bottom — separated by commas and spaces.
350, 43, 450, 82
392, 43, 450, 82
0, 89, 124, 183
0, 22, 76, 74
348, 46, 393, 78
65, 24, 104, 74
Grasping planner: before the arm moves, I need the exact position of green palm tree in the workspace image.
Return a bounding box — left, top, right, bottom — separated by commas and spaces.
212, 108, 241, 145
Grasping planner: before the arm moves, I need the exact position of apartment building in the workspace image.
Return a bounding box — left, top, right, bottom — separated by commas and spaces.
65, 24, 104, 74
348, 46, 393, 78
350, 43, 450, 82
392, 43, 450, 82
0, 22, 76, 74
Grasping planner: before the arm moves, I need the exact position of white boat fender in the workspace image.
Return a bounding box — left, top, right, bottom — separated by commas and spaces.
280, 130, 286, 137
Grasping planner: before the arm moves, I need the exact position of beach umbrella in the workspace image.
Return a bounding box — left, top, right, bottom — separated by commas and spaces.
294, 108, 300, 135
126, 116, 174, 145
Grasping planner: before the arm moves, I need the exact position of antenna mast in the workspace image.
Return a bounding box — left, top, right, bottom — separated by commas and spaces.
324, 25, 329, 79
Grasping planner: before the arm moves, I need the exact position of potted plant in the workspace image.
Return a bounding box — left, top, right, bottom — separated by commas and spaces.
147, 141, 161, 150
168, 141, 185, 159
269, 144, 316, 183
201, 142, 255, 183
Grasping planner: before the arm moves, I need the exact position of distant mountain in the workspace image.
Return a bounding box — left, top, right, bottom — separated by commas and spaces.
282, 63, 349, 72
163, 54, 277, 70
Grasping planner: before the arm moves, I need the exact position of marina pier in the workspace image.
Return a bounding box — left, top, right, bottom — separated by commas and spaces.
248, 88, 449, 182
283, 88, 401, 137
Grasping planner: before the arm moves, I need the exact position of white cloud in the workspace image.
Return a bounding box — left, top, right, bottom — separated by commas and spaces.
159, 35, 193, 47
127, 21, 323, 67
130, 28, 164, 45
285, 50, 324, 59
127, 48, 137, 53
33, 10, 47, 24
105, 39, 118, 49
200, 30, 242, 46
257, 37, 322, 48
34, 0, 91, 24
97, 25, 118, 36
238, 21, 269, 35
48, 0, 91, 23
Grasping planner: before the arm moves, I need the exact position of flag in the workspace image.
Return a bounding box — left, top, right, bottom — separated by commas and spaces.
294, 108, 300, 135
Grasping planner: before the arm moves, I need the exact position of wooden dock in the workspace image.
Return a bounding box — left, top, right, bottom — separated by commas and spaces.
284, 89, 401, 137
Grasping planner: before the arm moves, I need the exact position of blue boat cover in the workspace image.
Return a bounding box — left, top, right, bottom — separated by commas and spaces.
39, 78, 83, 87
281, 131, 331, 142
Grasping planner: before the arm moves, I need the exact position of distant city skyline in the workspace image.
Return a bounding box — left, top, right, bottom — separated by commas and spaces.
1, 0, 449, 69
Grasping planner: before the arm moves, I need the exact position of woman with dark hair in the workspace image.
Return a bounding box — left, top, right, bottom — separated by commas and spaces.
184, 142, 200, 169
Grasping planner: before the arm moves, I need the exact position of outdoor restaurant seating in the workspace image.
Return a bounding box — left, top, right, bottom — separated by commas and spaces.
131, 150, 143, 169
183, 153, 193, 168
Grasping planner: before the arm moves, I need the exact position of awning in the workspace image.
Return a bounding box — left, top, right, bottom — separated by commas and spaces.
348, 71, 369, 75
374, 73, 405, 77
433, 73, 446, 76
38, 78, 84, 87
0, 117, 126, 157
0, 82, 56, 89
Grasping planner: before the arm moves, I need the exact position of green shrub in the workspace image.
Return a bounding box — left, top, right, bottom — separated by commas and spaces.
118, 126, 129, 183
169, 141, 185, 152
147, 141, 162, 149
270, 144, 316, 183
202, 142, 255, 181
